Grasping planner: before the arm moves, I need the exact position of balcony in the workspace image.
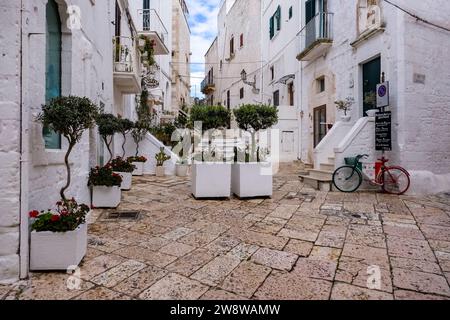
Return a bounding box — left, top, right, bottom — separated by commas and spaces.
113, 36, 142, 94
201, 78, 215, 95
297, 12, 333, 61
136, 9, 169, 55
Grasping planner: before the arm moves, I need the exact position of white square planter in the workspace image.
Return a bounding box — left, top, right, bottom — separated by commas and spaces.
114, 171, 132, 190
176, 164, 189, 177
92, 186, 121, 208
231, 162, 273, 198
155, 166, 165, 177
191, 162, 231, 198
30, 223, 87, 271
132, 162, 144, 176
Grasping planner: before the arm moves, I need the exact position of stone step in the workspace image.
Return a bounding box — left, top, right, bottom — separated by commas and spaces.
320, 163, 335, 171
328, 156, 335, 164
299, 174, 332, 191
307, 169, 333, 181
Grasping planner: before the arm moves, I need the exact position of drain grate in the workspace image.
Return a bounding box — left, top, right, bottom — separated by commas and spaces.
105, 211, 141, 220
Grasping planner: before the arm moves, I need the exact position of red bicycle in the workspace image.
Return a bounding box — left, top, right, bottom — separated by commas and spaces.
332, 154, 411, 195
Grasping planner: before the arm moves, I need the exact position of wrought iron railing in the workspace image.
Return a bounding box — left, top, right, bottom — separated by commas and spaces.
113, 36, 142, 77
299, 12, 333, 54
136, 9, 169, 46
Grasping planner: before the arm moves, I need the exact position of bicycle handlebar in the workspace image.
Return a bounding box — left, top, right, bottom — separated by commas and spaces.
356, 154, 369, 160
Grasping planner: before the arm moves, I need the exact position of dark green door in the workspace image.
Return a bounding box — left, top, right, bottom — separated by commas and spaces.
362, 57, 381, 116
44, 0, 62, 149
305, 0, 316, 48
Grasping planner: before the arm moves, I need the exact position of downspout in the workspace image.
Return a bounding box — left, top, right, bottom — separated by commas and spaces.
19, 0, 30, 279
297, 4, 304, 162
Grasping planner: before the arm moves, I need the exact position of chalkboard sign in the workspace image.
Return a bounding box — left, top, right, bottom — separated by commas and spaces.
375, 111, 392, 151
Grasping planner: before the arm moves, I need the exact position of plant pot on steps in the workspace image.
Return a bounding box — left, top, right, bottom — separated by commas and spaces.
340, 115, 351, 122
92, 186, 121, 208
30, 223, 87, 271
231, 162, 273, 198
114, 172, 132, 190
155, 166, 165, 177
132, 162, 144, 176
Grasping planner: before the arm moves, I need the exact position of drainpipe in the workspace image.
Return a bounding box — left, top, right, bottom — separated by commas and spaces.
19, 0, 30, 279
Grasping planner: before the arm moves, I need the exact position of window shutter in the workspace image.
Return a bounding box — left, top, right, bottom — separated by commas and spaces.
276, 5, 281, 31
269, 15, 274, 39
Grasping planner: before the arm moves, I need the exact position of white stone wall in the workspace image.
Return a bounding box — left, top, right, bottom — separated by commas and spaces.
0, 0, 21, 283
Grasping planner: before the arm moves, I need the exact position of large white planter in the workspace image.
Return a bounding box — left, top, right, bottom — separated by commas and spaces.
92, 186, 121, 208
30, 223, 87, 271
232, 162, 273, 198
176, 164, 189, 177
132, 162, 144, 176
191, 162, 231, 198
114, 171, 132, 190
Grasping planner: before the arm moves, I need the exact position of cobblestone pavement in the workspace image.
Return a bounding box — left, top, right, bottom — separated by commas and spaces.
2, 163, 450, 300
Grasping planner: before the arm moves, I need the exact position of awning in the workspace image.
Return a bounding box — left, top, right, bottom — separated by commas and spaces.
277, 74, 295, 84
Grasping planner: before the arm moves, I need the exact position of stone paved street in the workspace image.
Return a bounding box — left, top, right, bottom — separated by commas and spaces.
2, 164, 450, 300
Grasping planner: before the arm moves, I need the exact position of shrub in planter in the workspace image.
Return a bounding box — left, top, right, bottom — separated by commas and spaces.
109, 157, 136, 190
155, 147, 171, 177
96, 113, 121, 163
117, 118, 134, 158
29, 199, 89, 270
127, 155, 147, 176
232, 104, 278, 198
88, 165, 122, 208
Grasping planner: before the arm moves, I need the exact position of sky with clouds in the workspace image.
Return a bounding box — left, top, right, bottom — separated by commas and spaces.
185, 0, 221, 98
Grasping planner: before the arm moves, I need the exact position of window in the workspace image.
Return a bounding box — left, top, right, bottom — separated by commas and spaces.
270, 66, 274, 81
240, 33, 244, 47
44, 0, 62, 149
230, 37, 234, 56
269, 6, 281, 39
273, 90, 280, 107
288, 82, 294, 106
227, 90, 230, 110
289, 6, 293, 19
317, 77, 325, 93
220, 60, 223, 71
240, 87, 244, 99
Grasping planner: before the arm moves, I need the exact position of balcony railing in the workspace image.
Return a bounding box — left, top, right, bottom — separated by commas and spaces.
201, 77, 215, 95
113, 36, 142, 93
136, 9, 169, 51
297, 12, 333, 61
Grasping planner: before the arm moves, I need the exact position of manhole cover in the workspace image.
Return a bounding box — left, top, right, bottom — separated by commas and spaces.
105, 211, 141, 220
352, 214, 362, 218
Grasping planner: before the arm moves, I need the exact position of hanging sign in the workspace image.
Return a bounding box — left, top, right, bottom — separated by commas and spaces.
376, 81, 389, 108
375, 111, 392, 151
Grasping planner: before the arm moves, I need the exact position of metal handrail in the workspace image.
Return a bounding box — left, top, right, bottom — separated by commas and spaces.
112, 36, 142, 77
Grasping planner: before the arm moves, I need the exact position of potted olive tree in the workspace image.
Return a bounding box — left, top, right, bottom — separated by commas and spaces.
110, 156, 136, 190
96, 113, 121, 163
117, 117, 134, 158
88, 164, 123, 208
155, 147, 171, 177
232, 104, 278, 198
31, 96, 98, 270
190, 105, 232, 198
129, 120, 149, 176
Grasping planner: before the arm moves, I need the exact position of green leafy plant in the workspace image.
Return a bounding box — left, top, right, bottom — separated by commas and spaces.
109, 157, 136, 173
335, 97, 355, 116
150, 123, 177, 147
29, 199, 89, 232
88, 164, 122, 187
96, 113, 121, 162
131, 120, 150, 157
117, 118, 134, 157
127, 156, 147, 163
189, 105, 231, 131
38, 96, 99, 200
139, 36, 155, 67
233, 104, 278, 162
155, 147, 171, 167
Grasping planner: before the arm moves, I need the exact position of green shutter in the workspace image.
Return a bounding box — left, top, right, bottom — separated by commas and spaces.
44, 0, 62, 149
269, 15, 274, 39
276, 6, 281, 31
289, 6, 293, 19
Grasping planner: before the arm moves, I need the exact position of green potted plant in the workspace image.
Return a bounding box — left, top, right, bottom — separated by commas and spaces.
335, 97, 354, 122
130, 121, 149, 176
88, 164, 123, 208
189, 105, 232, 198
155, 147, 171, 177
96, 113, 121, 162
232, 104, 278, 198
109, 156, 136, 190
32, 96, 98, 270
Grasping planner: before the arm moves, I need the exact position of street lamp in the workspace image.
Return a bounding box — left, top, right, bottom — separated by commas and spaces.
241, 69, 260, 94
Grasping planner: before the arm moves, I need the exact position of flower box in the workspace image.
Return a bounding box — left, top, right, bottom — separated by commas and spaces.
30, 222, 87, 271
191, 162, 231, 198
114, 171, 132, 190
231, 162, 273, 198
132, 162, 144, 176
92, 186, 121, 208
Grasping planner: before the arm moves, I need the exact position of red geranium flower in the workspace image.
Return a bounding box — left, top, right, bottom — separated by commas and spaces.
51, 215, 60, 222
29, 210, 39, 218
60, 209, 69, 216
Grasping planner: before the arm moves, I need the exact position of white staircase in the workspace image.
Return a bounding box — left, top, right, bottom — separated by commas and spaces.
299, 155, 335, 191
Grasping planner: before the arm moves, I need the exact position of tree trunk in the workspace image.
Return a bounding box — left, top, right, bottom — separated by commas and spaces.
60, 141, 75, 201
104, 136, 113, 163
250, 131, 257, 162
135, 142, 139, 157
121, 133, 127, 158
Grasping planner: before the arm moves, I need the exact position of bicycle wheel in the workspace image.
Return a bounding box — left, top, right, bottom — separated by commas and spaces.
332, 166, 363, 192
381, 166, 411, 195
